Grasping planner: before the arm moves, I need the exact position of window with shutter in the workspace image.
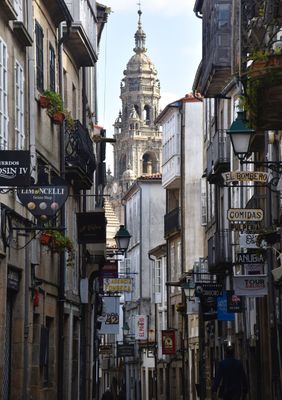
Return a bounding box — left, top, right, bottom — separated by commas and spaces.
15, 61, 25, 149
35, 22, 44, 92
0, 38, 8, 149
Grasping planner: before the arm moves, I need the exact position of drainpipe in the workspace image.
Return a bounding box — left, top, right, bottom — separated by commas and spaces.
22, 1, 35, 398
22, 233, 30, 400
149, 253, 158, 400
57, 19, 71, 400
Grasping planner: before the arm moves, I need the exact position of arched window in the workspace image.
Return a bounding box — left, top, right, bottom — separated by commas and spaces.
143, 105, 150, 125
119, 155, 127, 179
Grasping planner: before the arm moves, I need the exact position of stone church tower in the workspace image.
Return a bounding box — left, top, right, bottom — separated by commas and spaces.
105, 8, 162, 225
112, 8, 162, 189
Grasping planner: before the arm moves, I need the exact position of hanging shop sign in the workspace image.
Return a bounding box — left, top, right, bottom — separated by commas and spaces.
77, 210, 106, 244
135, 315, 148, 340
245, 264, 264, 275
161, 330, 176, 355
227, 208, 264, 222
226, 290, 243, 313
99, 296, 120, 335
195, 282, 223, 297
237, 252, 265, 264
239, 233, 259, 249
7, 268, 20, 291
233, 275, 268, 296
217, 292, 235, 321
99, 261, 118, 291
103, 278, 132, 293
117, 343, 135, 357
0, 150, 30, 187
202, 296, 218, 321
17, 184, 68, 221
223, 171, 269, 184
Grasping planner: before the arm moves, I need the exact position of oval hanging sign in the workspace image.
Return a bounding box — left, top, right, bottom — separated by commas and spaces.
17, 185, 69, 221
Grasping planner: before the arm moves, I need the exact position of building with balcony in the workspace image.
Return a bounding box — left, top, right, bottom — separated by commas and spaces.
0, 1, 109, 399
193, 1, 282, 399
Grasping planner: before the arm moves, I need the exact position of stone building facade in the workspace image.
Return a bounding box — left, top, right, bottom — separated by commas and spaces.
0, 1, 109, 399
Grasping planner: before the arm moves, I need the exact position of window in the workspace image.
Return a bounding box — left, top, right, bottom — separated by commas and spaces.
35, 22, 44, 92
14, 0, 23, 21
15, 61, 25, 149
49, 44, 55, 91
0, 38, 8, 149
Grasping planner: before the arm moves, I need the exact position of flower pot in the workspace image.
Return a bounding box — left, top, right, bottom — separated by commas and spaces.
39, 232, 52, 246
39, 95, 51, 109
52, 111, 65, 125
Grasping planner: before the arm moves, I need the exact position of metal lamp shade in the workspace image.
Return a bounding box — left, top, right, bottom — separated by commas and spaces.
114, 225, 131, 252
227, 111, 255, 161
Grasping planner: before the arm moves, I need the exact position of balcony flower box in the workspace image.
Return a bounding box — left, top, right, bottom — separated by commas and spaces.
39, 230, 74, 258
38, 95, 51, 109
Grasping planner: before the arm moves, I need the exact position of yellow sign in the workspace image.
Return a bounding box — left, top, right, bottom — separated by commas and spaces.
223, 171, 269, 183
227, 208, 264, 222
103, 278, 132, 292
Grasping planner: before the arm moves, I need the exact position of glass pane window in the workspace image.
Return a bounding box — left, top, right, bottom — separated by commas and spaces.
0, 38, 8, 149
35, 22, 44, 92
15, 61, 25, 150
49, 44, 55, 91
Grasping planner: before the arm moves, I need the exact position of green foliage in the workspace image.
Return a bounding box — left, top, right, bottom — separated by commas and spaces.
43, 90, 64, 115
40, 230, 74, 256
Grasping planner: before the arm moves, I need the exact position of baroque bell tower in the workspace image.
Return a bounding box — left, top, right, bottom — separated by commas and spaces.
113, 7, 162, 185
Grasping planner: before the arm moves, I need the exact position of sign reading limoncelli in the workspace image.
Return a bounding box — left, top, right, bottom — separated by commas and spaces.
17, 184, 69, 220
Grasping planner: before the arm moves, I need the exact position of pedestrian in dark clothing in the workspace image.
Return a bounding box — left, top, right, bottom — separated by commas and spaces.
212, 345, 248, 400
101, 388, 114, 400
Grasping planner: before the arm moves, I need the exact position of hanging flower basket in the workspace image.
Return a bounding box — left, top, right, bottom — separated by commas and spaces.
39, 230, 74, 258
52, 111, 65, 125
39, 95, 51, 109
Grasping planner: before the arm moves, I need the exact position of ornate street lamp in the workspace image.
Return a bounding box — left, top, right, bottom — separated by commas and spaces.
181, 280, 196, 300
226, 111, 255, 161
114, 225, 131, 253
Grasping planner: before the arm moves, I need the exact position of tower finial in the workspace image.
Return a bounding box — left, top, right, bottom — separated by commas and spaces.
134, 1, 146, 54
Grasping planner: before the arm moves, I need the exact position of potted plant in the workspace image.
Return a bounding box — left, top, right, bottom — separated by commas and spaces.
64, 110, 75, 130
38, 91, 51, 109
241, 50, 282, 129
39, 230, 74, 258
256, 226, 281, 247
42, 90, 65, 125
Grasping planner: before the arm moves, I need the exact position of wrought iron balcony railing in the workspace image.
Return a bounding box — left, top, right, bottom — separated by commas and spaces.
208, 229, 232, 272
207, 130, 230, 183
164, 207, 181, 238
65, 120, 96, 190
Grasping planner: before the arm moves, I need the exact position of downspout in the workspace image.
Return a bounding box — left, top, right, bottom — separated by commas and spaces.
57, 19, 71, 400
23, 1, 35, 398
149, 253, 158, 400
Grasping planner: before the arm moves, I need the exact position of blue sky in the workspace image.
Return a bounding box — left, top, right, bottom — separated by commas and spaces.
97, 0, 202, 170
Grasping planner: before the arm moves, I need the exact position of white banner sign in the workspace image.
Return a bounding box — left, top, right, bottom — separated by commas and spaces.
135, 315, 147, 340
99, 296, 120, 334
239, 233, 259, 249
233, 275, 268, 297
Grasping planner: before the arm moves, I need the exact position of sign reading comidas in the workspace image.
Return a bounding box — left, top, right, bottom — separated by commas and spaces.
0, 150, 30, 186
227, 208, 264, 222
17, 185, 69, 220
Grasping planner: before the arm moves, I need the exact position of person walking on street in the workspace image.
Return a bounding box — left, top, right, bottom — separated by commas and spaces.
101, 387, 114, 400
212, 344, 248, 400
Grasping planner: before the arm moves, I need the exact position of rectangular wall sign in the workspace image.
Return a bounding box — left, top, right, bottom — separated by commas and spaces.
233, 275, 268, 296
